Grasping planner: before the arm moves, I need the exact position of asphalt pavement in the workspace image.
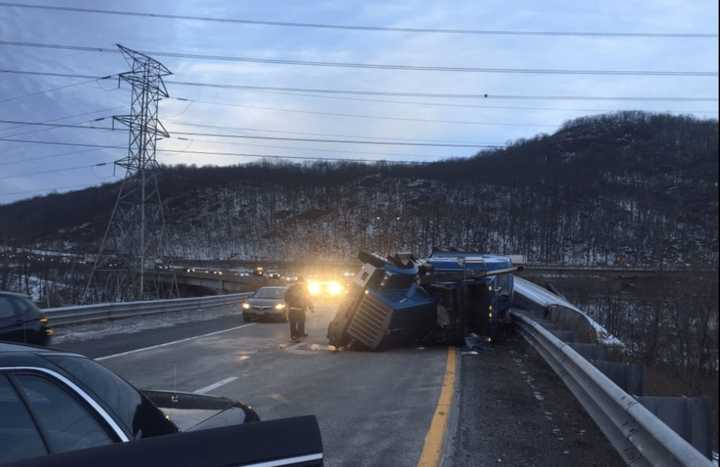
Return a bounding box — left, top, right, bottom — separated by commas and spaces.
54, 303, 621, 466
58, 304, 448, 467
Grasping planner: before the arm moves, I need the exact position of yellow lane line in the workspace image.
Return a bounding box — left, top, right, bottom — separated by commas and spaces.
417, 346, 457, 467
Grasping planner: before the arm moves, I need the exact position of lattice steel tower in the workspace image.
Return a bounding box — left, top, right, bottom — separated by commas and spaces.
85, 44, 172, 302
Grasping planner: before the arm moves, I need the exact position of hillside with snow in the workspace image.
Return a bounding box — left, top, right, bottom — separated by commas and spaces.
1, 112, 717, 267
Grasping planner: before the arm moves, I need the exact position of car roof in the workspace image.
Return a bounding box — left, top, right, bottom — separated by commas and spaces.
0, 341, 85, 368
0, 341, 40, 352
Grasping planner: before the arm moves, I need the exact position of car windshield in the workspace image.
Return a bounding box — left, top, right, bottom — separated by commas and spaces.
254, 288, 285, 299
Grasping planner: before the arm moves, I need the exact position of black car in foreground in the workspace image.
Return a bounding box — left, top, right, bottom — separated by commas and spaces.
0, 292, 53, 346
0, 342, 323, 466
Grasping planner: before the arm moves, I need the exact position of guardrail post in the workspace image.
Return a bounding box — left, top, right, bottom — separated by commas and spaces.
638, 397, 713, 458
511, 309, 714, 466
592, 360, 645, 396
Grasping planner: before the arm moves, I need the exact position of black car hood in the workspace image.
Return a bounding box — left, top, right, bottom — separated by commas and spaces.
141, 389, 259, 431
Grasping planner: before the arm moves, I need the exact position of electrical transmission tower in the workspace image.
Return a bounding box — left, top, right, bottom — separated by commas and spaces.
84, 44, 173, 302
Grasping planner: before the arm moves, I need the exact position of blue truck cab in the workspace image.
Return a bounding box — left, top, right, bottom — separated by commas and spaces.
327, 250, 519, 350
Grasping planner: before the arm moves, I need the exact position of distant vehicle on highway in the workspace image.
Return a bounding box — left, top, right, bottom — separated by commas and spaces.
0, 342, 323, 466
266, 271, 282, 279
242, 286, 289, 322
188, 268, 210, 274
0, 292, 53, 345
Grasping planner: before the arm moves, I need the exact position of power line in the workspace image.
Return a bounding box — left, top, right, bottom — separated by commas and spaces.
0, 119, 118, 132
157, 148, 423, 163
171, 95, 717, 116
0, 137, 454, 163
0, 69, 101, 80
0, 147, 106, 166
0, 116, 122, 142
167, 120, 497, 144
0, 161, 110, 181
166, 138, 451, 159
0, 137, 444, 163
171, 97, 557, 128
168, 81, 720, 102
2, 40, 716, 77
171, 138, 462, 160
6, 66, 713, 111
0, 119, 502, 148
0, 107, 120, 134
0, 110, 123, 140
0, 2, 715, 38
0, 72, 115, 104
0, 138, 126, 151
0, 181, 115, 200
4, 69, 717, 102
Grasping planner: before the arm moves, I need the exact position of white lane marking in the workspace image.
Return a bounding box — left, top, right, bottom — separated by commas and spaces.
95, 323, 256, 361
244, 453, 323, 467
193, 376, 239, 394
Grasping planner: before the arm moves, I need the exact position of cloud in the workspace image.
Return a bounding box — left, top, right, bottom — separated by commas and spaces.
0, 0, 717, 203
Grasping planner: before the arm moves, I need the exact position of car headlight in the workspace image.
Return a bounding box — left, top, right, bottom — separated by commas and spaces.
275, 303, 286, 310
242, 303, 250, 310
326, 281, 345, 296
307, 281, 322, 296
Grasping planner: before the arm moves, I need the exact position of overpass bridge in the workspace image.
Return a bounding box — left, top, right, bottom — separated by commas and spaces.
39, 277, 715, 467
153, 263, 718, 296
153, 270, 256, 294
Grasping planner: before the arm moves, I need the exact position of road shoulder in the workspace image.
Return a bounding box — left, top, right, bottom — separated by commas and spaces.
447, 333, 624, 466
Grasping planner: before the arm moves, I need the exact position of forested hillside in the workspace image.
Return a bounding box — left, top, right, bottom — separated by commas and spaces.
1, 112, 717, 267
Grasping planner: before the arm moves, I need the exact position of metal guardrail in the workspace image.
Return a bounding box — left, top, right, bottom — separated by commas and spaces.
512, 310, 713, 467
513, 276, 622, 345
43, 293, 253, 327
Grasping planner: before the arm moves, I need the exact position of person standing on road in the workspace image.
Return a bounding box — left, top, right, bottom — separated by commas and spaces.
286, 277, 313, 341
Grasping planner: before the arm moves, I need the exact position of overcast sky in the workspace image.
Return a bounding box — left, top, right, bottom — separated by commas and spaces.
0, 0, 718, 204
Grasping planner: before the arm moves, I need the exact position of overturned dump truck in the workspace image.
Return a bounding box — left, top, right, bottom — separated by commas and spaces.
327, 249, 522, 351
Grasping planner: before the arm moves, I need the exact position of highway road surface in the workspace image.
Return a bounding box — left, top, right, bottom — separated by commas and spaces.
56, 303, 622, 466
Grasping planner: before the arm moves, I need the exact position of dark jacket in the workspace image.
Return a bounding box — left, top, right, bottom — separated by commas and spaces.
286, 283, 311, 309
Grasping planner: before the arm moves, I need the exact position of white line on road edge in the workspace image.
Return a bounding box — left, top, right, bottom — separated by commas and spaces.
95, 323, 256, 361
193, 376, 239, 394
244, 453, 323, 467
